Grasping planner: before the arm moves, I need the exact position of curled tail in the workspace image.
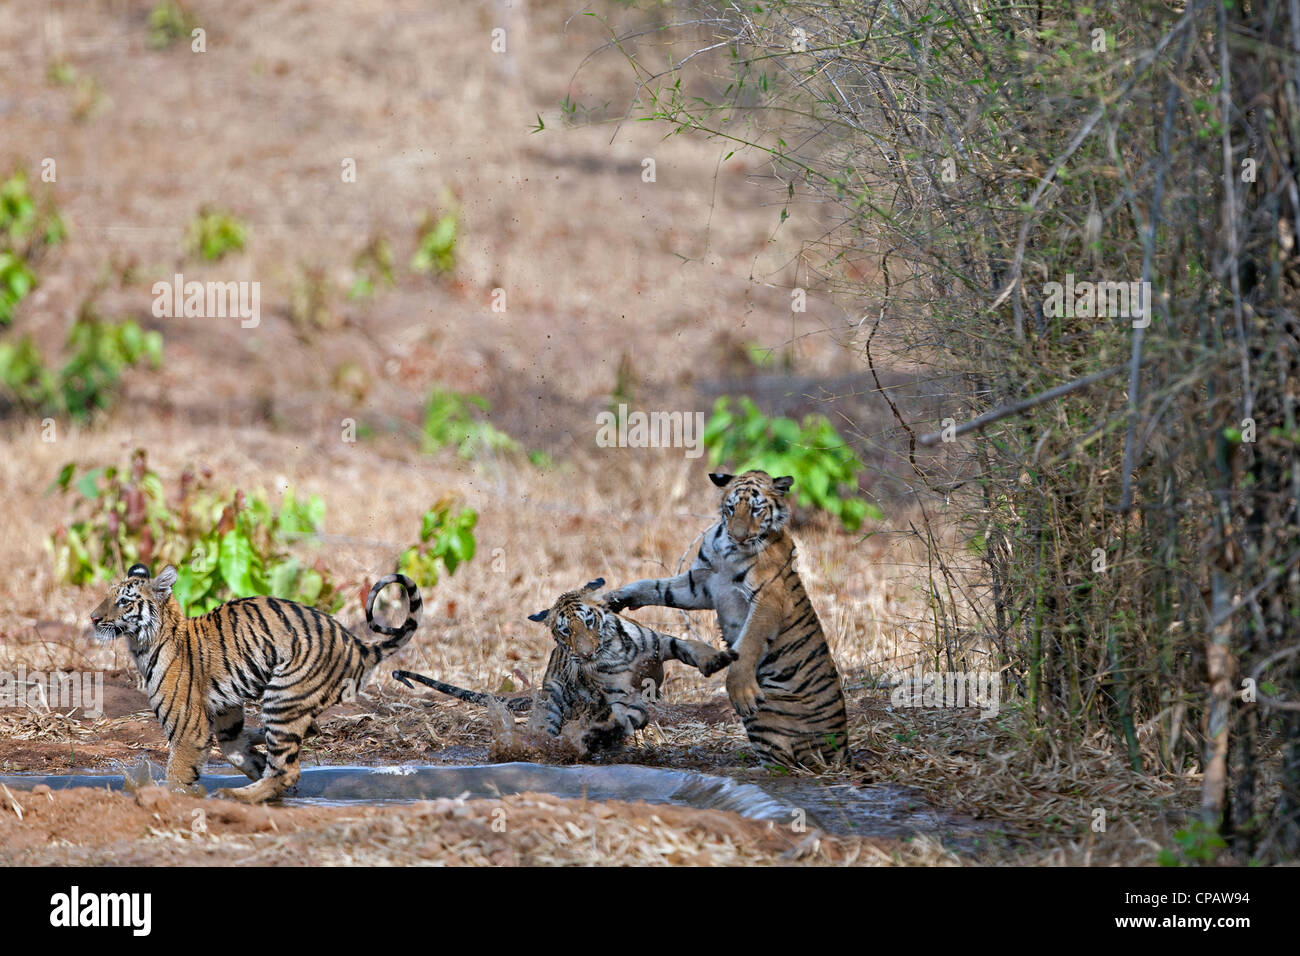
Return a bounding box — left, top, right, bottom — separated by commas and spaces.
365, 574, 422, 658
392, 670, 533, 714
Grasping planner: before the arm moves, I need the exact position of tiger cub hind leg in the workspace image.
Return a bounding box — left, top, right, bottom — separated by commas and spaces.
213, 707, 267, 782
211, 719, 319, 782
214, 673, 323, 802
214, 714, 314, 803
749, 733, 849, 770
740, 690, 849, 769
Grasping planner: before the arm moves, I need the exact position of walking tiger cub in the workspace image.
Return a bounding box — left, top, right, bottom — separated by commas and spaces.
90, 563, 422, 803
604, 470, 849, 767
394, 577, 736, 756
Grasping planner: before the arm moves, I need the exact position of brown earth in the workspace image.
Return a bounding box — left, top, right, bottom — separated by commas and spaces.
0, 0, 1201, 864
0, 784, 929, 867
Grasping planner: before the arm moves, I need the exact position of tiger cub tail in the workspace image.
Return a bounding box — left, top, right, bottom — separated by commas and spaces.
363, 574, 423, 658
392, 670, 533, 714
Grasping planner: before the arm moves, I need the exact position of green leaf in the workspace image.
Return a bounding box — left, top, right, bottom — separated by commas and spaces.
421, 506, 447, 542
75, 468, 105, 499
48, 462, 75, 494
267, 558, 301, 599
296, 567, 323, 605
218, 529, 260, 596
172, 565, 198, 614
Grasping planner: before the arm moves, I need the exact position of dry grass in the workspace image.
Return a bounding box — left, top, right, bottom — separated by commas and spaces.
0, 784, 971, 866
2, 424, 949, 702
0, 685, 1204, 865
848, 700, 1202, 865
0, 0, 1208, 865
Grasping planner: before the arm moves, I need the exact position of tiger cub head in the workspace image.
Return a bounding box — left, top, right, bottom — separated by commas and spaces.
527, 578, 609, 660
710, 470, 794, 546
90, 563, 178, 646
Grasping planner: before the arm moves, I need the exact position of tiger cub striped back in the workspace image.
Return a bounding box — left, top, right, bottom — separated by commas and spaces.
606, 471, 850, 767
90, 564, 421, 803
394, 577, 735, 756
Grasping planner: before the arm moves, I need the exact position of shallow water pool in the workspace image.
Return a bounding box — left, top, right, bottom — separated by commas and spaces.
0, 762, 989, 841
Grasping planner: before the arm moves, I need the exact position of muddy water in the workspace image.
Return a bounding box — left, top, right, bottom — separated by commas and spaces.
0, 763, 988, 841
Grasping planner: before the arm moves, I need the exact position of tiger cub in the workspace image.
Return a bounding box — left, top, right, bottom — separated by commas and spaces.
394, 577, 736, 756
90, 563, 422, 803
605, 471, 849, 767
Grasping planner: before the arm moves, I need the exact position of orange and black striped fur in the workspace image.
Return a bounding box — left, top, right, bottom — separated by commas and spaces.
90, 563, 421, 803
605, 471, 849, 767
394, 578, 735, 756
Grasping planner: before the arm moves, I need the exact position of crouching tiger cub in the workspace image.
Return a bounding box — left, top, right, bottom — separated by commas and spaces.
394, 577, 736, 756
90, 563, 421, 803
605, 471, 849, 767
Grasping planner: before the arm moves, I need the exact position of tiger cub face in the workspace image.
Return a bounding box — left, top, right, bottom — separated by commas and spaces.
709, 470, 794, 546
528, 577, 608, 660
90, 563, 178, 646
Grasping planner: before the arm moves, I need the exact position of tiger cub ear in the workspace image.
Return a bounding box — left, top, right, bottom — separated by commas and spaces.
126, 563, 151, 580
152, 565, 179, 598
583, 577, 605, 591
527, 609, 550, 623
772, 475, 794, 496
709, 472, 734, 487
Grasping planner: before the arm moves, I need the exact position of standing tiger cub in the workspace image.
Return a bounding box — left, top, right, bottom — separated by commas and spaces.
90, 564, 421, 803
605, 471, 849, 767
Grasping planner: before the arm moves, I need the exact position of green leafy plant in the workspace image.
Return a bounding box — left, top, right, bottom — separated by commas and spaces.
0, 253, 36, 326
348, 235, 394, 300
171, 487, 339, 614
0, 334, 54, 407
46, 61, 108, 122
747, 344, 777, 369
702, 396, 881, 531
331, 361, 371, 403
397, 498, 478, 588
0, 306, 162, 421
1, 170, 65, 252
288, 263, 340, 334
47, 449, 342, 614
185, 207, 246, 262
0, 170, 65, 324
421, 387, 519, 459
47, 449, 169, 586
58, 307, 163, 420
1158, 821, 1228, 866
410, 211, 458, 276
46, 60, 79, 87
147, 1, 197, 49
745, 343, 792, 372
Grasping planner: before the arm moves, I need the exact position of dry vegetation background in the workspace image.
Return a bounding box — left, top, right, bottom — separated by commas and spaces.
0, 0, 933, 676
0, 0, 1243, 865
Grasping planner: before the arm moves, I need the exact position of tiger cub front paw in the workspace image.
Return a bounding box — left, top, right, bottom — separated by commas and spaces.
604, 590, 639, 613
699, 647, 739, 677
726, 668, 766, 717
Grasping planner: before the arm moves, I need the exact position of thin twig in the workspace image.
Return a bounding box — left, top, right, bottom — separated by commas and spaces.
918, 366, 1125, 446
